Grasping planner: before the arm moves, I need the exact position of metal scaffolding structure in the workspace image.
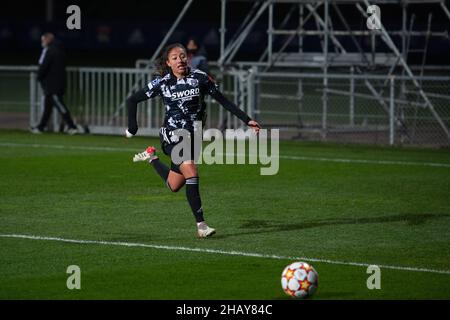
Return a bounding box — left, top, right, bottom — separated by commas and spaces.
218, 0, 450, 68
125, 0, 450, 145
214, 0, 450, 142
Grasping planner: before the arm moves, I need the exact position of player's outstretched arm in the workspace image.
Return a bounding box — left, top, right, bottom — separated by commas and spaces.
126, 88, 150, 137
247, 120, 261, 134
211, 90, 261, 134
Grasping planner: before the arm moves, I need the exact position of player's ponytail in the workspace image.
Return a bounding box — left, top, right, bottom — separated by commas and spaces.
154, 43, 187, 76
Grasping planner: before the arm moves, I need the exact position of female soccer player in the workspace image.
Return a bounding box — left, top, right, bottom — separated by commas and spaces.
126, 43, 261, 238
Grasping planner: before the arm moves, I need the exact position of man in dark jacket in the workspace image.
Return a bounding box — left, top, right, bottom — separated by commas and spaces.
31, 33, 78, 134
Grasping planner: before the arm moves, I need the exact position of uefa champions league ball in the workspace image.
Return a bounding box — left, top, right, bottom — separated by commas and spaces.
281, 261, 319, 298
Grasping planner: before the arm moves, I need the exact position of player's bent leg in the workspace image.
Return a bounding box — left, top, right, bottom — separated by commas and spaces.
133, 146, 185, 192
166, 170, 185, 192
133, 149, 215, 238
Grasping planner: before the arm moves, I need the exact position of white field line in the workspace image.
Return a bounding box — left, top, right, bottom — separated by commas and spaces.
1, 234, 449, 275
0, 142, 138, 152
1, 142, 450, 168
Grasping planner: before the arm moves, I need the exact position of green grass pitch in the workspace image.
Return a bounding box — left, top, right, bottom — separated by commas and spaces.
0, 129, 449, 299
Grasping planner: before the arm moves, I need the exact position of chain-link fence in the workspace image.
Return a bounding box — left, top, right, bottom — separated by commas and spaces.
251, 70, 450, 146
1, 65, 449, 147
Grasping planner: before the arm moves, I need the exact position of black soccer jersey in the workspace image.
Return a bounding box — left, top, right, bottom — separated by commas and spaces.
144, 69, 215, 131
127, 68, 251, 135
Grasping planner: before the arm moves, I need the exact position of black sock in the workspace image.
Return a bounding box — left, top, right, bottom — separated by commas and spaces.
151, 159, 169, 182
185, 177, 204, 223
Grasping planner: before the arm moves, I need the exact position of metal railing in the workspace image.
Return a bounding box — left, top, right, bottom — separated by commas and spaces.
1, 65, 449, 146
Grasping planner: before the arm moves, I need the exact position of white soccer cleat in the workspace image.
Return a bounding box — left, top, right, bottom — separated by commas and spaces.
30, 127, 43, 134
197, 223, 216, 238
68, 128, 78, 135
125, 129, 134, 138
133, 146, 158, 163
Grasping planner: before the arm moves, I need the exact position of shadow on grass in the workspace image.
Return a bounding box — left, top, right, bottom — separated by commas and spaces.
213, 212, 450, 239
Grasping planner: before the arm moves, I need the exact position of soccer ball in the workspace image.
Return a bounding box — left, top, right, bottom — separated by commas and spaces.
281, 261, 318, 298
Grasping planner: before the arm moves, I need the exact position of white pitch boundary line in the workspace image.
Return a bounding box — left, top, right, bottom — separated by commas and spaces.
280, 155, 450, 168
0, 142, 138, 152
1, 142, 450, 168
1, 234, 449, 275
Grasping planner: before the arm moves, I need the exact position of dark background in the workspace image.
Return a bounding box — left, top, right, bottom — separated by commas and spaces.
1, 0, 449, 67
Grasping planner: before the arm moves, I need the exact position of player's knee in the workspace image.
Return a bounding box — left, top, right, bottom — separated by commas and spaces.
180, 162, 197, 177
167, 181, 182, 193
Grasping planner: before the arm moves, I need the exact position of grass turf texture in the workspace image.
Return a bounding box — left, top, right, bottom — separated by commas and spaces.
0, 129, 449, 299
